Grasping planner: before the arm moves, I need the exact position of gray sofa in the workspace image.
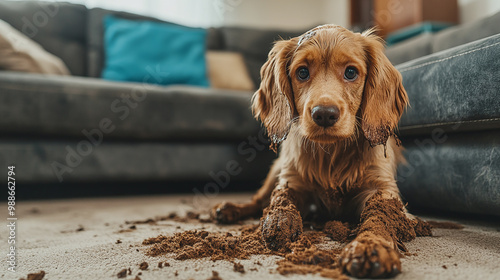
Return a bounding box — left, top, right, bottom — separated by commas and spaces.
386, 13, 500, 216
1, 1, 498, 216
0, 1, 302, 191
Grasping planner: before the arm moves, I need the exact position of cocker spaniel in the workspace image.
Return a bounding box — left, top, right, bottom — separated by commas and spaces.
212, 25, 424, 278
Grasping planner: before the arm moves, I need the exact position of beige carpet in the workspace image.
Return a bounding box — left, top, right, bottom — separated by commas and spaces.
1, 193, 499, 280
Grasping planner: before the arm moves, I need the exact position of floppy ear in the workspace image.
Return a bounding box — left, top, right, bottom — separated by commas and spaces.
251, 38, 298, 149
360, 31, 409, 147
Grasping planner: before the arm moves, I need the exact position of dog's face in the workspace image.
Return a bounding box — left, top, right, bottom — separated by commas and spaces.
289, 30, 367, 143
252, 25, 408, 147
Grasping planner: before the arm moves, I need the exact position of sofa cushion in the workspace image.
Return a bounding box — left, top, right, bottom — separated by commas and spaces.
0, 72, 260, 141
385, 33, 433, 65
87, 8, 223, 78
221, 26, 307, 86
0, 19, 70, 75
432, 11, 500, 53
397, 33, 500, 136
1, 140, 274, 184
0, 1, 87, 76
399, 130, 500, 217
206, 51, 255, 91
102, 15, 209, 87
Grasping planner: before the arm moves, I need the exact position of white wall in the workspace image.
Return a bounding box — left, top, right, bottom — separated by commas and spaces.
458, 0, 500, 23
39, 0, 500, 29
222, 0, 349, 30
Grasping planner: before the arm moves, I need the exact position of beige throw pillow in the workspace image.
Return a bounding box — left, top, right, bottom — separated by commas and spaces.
0, 19, 70, 75
206, 51, 254, 91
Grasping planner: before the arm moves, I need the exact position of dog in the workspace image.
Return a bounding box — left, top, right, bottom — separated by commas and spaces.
212, 25, 417, 278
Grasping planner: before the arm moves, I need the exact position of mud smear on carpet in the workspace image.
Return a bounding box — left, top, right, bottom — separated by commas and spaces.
427, 221, 464, 229
141, 197, 434, 279
126, 211, 213, 225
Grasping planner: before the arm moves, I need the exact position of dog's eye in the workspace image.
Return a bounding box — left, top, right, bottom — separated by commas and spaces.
296, 67, 310, 81
344, 67, 358, 81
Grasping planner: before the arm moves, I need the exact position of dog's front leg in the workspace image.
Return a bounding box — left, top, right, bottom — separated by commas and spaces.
340, 190, 412, 278
260, 179, 308, 251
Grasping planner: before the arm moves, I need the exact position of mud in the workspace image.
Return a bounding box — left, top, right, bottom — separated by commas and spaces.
207, 271, 222, 280
139, 262, 148, 270
142, 200, 433, 279
233, 262, 245, 273
357, 192, 432, 253
143, 224, 271, 261
21, 271, 45, 280
427, 221, 464, 229
127, 211, 213, 225
260, 185, 303, 251
117, 269, 127, 278
322, 221, 351, 243
276, 231, 348, 279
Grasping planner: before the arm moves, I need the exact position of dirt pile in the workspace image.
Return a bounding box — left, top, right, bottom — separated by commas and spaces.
143, 224, 271, 261
141, 198, 440, 279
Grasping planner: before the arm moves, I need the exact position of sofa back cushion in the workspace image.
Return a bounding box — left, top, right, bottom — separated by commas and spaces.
87, 8, 223, 78
0, 19, 70, 75
0, 1, 87, 76
221, 27, 307, 86
386, 11, 500, 65
432, 11, 500, 53
206, 51, 255, 91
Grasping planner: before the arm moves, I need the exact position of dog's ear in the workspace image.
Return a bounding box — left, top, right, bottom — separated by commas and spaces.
252, 38, 298, 147
360, 31, 409, 147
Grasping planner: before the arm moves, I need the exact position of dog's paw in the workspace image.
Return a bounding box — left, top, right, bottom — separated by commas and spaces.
211, 202, 241, 224
339, 235, 401, 278
261, 207, 303, 251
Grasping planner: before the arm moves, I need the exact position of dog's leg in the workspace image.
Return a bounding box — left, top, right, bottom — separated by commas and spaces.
211, 158, 281, 224
340, 189, 414, 278
260, 175, 312, 251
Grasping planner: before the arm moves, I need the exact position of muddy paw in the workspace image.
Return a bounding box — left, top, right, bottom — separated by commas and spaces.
261, 207, 303, 251
211, 202, 241, 224
339, 235, 401, 278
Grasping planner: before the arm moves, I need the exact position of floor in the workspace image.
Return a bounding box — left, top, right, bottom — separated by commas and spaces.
2, 193, 500, 280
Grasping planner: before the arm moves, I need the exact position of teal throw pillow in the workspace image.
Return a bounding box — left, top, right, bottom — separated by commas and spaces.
102, 15, 209, 87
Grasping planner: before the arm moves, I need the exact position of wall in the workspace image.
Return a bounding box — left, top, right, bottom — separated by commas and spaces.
39, 0, 500, 29
458, 0, 500, 23
222, 0, 349, 30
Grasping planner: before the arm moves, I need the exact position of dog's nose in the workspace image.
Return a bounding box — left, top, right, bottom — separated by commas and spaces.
311, 105, 340, 128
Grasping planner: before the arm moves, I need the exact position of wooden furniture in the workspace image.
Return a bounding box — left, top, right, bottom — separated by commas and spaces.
351, 0, 458, 38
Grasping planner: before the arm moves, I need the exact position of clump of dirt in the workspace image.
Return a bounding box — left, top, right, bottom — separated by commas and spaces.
427, 221, 464, 229
127, 211, 213, 226
356, 192, 432, 253
323, 220, 351, 243
20, 270, 45, 280
143, 224, 271, 261
139, 262, 148, 270
233, 262, 245, 273
260, 185, 303, 251
117, 225, 137, 233
116, 268, 127, 278
60, 225, 85, 233
207, 271, 222, 280
275, 231, 348, 279
414, 218, 433, 236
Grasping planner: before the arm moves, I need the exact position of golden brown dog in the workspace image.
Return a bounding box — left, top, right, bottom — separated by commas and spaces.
212, 25, 419, 278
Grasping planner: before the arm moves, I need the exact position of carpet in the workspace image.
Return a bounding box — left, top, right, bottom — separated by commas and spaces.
2, 193, 499, 280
